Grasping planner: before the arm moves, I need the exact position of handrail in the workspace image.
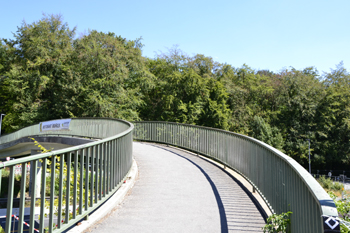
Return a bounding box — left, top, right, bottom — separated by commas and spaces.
133, 121, 338, 233
0, 118, 134, 233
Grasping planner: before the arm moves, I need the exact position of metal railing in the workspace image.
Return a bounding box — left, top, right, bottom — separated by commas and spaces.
133, 121, 338, 233
0, 118, 134, 233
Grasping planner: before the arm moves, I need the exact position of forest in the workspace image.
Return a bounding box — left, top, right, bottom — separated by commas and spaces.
0, 15, 349, 171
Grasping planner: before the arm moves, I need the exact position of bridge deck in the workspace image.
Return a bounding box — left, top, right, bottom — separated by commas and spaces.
90, 142, 266, 233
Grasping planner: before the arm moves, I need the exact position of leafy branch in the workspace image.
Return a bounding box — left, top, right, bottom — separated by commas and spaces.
262, 211, 292, 233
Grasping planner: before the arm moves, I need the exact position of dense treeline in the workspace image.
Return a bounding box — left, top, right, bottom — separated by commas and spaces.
1, 15, 350, 170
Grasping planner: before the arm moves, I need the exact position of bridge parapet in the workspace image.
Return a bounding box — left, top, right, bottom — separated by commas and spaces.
0, 118, 133, 233
0, 117, 130, 145
134, 121, 339, 233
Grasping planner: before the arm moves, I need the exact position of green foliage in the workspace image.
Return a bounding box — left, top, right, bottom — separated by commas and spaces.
315, 62, 350, 168
317, 176, 333, 189
0, 14, 76, 131
262, 211, 292, 233
328, 191, 350, 232
71, 30, 154, 120
250, 116, 284, 151
142, 50, 231, 129
2, 15, 350, 170
0, 14, 152, 133
272, 68, 324, 166
318, 176, 334, 189
318, 176, 344, 191
333, 181, 345, 191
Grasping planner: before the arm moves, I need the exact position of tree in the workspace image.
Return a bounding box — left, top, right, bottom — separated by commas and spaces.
250, 116, 284, 151
142, 52, 231, 129
142, 57, 208, 124
71, 30, 154, 120
198, 78, 231, 130
273, 67, 324, 166
217, 64, 275, 134
314, 62, 350, 168
0, 14, 76, 132
0, 15, 154, 133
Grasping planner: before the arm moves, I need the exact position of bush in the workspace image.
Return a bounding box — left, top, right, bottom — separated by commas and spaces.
317, 175, 344, 191
318, 175, 333, 189
262, 211, 292, 233
333, 181, 344, 191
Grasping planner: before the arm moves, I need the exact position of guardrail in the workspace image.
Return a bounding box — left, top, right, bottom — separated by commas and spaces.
0, 118, 134, 233
133, 121, 339, 233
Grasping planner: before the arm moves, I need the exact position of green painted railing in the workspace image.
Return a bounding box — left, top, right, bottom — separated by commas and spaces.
0, 118, 133, 233
133, 121, 339, 233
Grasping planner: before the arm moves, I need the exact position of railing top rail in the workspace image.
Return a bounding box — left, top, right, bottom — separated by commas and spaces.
0, 117, 134, 167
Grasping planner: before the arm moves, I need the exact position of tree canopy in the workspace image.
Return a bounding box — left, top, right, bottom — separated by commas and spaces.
1, 15, 350, 171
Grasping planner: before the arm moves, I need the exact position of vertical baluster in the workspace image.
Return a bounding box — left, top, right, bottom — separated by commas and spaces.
107, 141, 111, 193
5, 166, 14, 233
65, 153, 71, 223
122, 137, 125, 178
18, 163, 27, 233
95, 145, 99, 203
80, 149, 84, 215
90, 147, 94, 207
111, 140, 114, 191
29, 160, 38, 233
102, 143, 106, 197
57, 154, 65, 229
85, 147, 89, 211
117, 139, 120, 183
114, 139, 117, 188
99, 144, 103, 199
73, 151, 78, 219
49, 157, 55, 233
39, 158, 47, 233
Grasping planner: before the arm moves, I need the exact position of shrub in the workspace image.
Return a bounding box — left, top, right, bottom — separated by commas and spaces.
317, 175, 344, 191
318, 175, 333, 190
262, 211, 292, 233
333, 181, 344, 191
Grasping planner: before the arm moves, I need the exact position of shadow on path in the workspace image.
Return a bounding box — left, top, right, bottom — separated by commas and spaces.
149, 143, 267, 233
149, 144, 229, 233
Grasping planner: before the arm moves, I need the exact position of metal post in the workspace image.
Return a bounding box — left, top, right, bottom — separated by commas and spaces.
0, 114, 5, 137
308, 139, 311, 174
342, 171, 345, 199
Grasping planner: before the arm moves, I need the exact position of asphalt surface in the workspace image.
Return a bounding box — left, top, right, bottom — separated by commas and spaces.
88, 142, 266, 233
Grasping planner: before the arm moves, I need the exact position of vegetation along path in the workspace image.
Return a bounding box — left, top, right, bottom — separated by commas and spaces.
88, 142, 266, 233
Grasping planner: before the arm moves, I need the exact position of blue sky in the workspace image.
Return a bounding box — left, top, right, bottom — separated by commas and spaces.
1, 0, 349, 74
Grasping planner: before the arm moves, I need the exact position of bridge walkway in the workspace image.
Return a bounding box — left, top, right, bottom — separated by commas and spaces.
89, 142, 266, 233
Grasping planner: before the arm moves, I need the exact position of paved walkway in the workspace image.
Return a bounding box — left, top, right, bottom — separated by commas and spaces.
88, 142, 266, 233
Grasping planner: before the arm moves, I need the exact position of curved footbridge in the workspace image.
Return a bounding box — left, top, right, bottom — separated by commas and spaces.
0, 118, 340, 233
90, 142, 267, 233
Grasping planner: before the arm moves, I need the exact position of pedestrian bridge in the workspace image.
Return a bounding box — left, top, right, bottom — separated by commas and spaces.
0, 118, 339, 233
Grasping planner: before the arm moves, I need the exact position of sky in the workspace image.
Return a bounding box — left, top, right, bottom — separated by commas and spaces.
1, 0, 349, 74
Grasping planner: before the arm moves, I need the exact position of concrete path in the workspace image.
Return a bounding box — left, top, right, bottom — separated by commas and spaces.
88, 142, 266, 233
